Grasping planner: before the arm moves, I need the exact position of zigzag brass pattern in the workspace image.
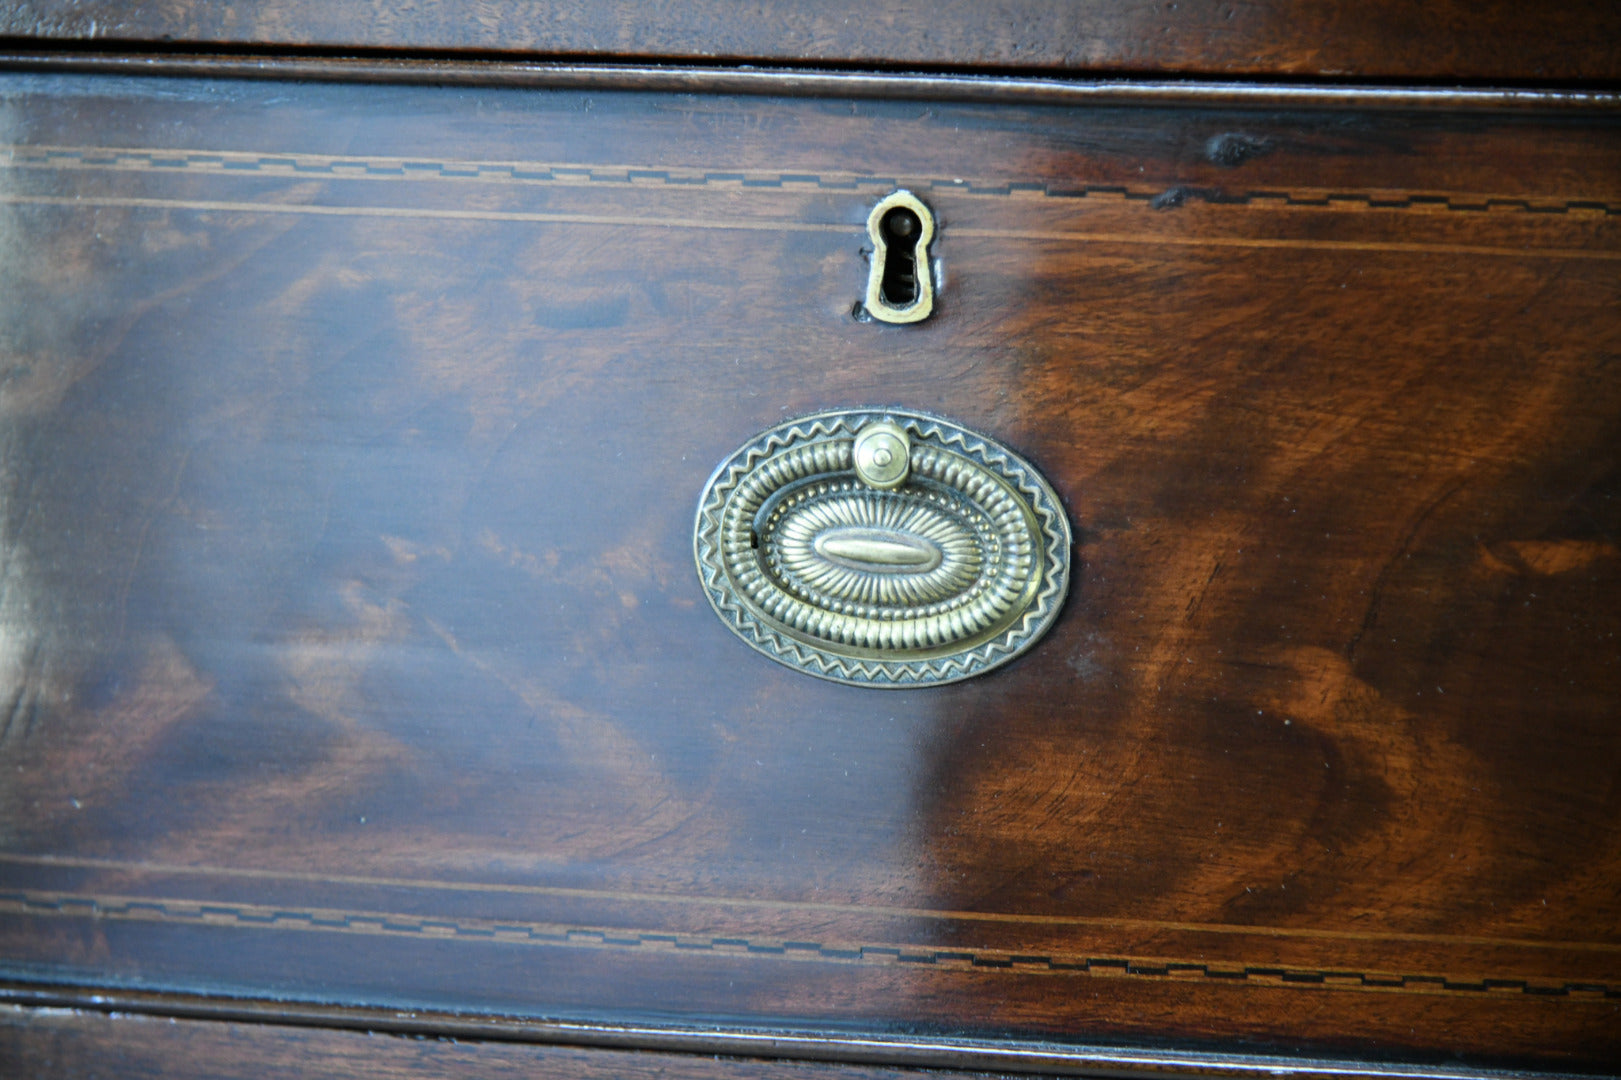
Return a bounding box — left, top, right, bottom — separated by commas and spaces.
695, 410, 1070, 686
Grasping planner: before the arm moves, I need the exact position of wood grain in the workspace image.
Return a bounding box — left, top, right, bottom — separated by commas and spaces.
0, 70, 1618, 1073
2, 1, 1620, 83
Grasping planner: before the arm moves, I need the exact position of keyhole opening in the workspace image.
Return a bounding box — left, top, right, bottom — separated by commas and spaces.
879, 207, 921, 307
862, 192, 934, 324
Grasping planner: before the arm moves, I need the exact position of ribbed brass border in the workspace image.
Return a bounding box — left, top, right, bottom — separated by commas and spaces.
694, 409, 1070, 687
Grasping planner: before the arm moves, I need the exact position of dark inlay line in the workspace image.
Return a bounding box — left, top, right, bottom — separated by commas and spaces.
4, 854, 1620, 953
5, 889, 1619, 999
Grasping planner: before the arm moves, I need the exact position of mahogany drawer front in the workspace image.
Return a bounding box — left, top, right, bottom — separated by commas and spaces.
0, 69, 1618, 1074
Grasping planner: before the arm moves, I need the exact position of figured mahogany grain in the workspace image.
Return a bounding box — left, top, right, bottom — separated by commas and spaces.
0, 70, 1618, 1074
2, 1, 1620, 82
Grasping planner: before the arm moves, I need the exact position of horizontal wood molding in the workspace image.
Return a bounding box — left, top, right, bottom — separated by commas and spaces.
0, 993, 1600, 1080
3, 53, 1621, 113
2, 1, 1620, 82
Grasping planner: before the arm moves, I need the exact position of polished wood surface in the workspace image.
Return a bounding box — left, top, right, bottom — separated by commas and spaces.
0, 68, 1619, 1074
3, 1, 1621, 82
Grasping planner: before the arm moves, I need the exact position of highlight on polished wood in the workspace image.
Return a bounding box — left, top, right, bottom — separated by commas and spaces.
0, 43, 1618, 1079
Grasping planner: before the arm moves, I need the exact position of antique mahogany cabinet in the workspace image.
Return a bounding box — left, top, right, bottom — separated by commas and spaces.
1, 3, 1619, 1077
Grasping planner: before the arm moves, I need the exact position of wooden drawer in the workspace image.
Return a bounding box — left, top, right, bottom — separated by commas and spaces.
0, 35, 1618, 1078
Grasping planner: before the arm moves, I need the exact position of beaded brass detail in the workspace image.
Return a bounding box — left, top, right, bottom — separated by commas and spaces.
694, 410, 1071, 687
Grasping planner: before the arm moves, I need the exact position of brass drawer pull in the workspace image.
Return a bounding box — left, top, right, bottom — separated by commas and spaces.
694, 410, 1070, 687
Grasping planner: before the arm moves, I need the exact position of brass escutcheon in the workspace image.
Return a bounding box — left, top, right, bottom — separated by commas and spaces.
694, 410, 1071, 687
862, 191, 935, 324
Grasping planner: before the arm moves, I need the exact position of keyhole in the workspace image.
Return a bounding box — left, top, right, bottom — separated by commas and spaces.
861, 191, 935, 325
878, 207, 920, 307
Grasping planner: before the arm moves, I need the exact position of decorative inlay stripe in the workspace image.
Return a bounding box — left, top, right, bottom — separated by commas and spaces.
3, 193, 1614, 261
2, 889, 1615, 1002
3, 852, 1618, 954
5, 144, 1617, 217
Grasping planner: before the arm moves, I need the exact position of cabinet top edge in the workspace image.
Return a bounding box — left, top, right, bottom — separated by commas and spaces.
1, 985, 1609, 1080
2, 53, 1620, 113
3, 0, 1620, 84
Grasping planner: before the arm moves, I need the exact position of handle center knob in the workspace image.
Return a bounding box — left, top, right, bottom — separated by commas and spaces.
853, 422, 911, 490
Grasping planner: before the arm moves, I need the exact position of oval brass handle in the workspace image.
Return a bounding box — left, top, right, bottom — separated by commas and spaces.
694, 410, 1071, 687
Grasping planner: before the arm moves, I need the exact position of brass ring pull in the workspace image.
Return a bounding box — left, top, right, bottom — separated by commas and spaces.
694, 410, 1071, 687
